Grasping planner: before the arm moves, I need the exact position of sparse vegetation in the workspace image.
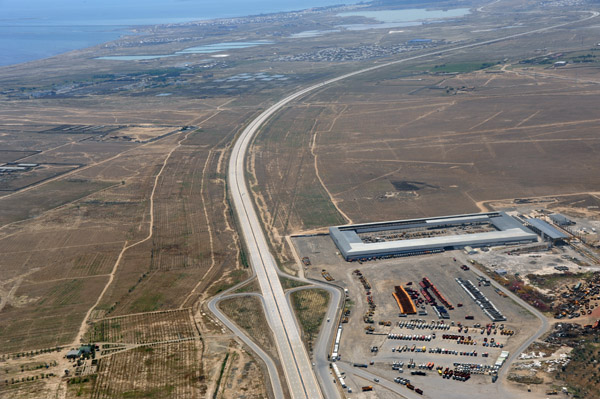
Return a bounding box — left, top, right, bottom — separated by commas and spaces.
218, 296, 277, 359
91, 341, 204, 399
290, 289, 330, 354
433, 62, 498, 73
507, 373, 544, 384
280, 277, 309, 291
233, 279, 261, 294
555, 339, 600, 398
494, 275, 552, 312
527, 272, 592, 290
85, 310, 196, 344
212, 353, 229, 399
208, 269, 251, 296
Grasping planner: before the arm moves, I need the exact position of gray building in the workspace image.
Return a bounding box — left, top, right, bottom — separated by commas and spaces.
525, 218, 569, 243
329, 212, 538, 261
549, 213, 575, 226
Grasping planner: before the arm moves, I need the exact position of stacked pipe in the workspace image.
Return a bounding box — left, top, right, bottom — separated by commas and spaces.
423, 277, 454, 310
393, 285, 417, 314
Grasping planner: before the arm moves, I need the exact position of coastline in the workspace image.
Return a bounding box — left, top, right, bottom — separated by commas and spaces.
0, 1, 357, 67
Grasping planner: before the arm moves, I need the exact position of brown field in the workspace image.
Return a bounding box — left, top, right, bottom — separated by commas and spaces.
90, 341, 205, 399
252, 48, 600, 231
0, 150, 40, 163
85, 309, 197, 344
250, 105, 348, 231
0, 178, 115, 223
0, 82, 260, 398
0, 276, 108, 354
0, 381, 49, 399
247, 105, 348, 266
0, 100, 252, 352
218, 296, 278, 362
0, 86, 273, 398
0, 164, 81, 192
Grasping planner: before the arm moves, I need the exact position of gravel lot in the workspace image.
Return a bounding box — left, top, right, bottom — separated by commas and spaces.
293, 235, 544, 398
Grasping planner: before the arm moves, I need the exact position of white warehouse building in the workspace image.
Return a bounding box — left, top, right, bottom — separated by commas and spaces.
329, 212, 538, 261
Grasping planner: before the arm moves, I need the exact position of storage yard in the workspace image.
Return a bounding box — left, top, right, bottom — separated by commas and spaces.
291, 203, 600, 397
294, 234, 543, 398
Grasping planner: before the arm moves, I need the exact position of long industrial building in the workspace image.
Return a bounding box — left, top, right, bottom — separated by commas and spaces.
524, 218, 568, 243
329, 212, 538, 261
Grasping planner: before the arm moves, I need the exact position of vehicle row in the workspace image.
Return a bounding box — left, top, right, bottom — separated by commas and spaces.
388, 333, 434, 341
398, 320, 451, 330
393, 377, 423, 395
394, 344, 427, 353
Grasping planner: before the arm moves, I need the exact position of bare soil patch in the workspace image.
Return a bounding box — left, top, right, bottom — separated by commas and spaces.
91, 341, 205, 399
85, 309, 197, 344
0, 276, 108, 354
218, 296, 277, 362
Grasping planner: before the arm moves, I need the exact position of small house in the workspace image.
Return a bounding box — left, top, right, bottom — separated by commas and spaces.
66, 349, 81, 359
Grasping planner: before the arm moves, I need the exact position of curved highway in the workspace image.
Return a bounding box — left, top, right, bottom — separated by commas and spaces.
222, 8, 598, 399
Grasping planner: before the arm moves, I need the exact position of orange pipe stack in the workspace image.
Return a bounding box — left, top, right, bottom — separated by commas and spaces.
393, 285, 417, 314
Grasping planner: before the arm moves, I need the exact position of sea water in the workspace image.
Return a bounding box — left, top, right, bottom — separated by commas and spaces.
0, 0, 354, 66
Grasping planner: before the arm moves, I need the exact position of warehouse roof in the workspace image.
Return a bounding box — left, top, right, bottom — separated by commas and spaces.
331, 228, 537, 259
337, 212, 502, 232
329, 212, 538, 260
526, 218, 568, 240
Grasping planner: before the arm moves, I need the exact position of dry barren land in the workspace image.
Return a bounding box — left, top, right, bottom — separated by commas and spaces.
1, 0, 600, 397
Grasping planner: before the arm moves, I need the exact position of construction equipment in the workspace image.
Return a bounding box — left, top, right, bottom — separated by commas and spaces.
321, 270, 334, 281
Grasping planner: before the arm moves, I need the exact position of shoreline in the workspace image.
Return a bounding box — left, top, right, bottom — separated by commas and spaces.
0, 2, 358, 67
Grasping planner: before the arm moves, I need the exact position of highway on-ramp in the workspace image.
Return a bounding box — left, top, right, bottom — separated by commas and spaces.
208, 292, 284, 398
225, 9, 597, 399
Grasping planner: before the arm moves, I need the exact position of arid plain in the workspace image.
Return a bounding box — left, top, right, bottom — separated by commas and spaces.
1, 0, 600, 398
